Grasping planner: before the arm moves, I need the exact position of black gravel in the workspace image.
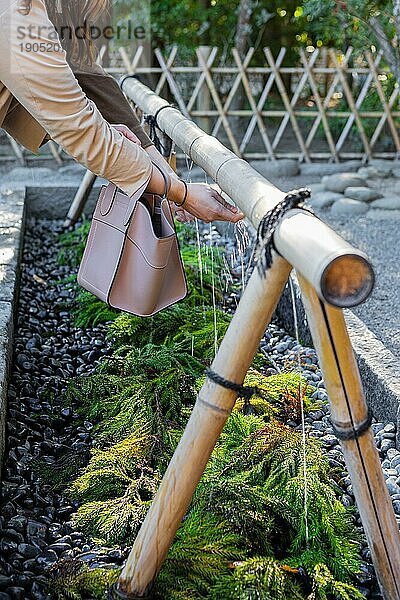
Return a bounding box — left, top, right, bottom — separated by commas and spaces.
0, 219, 125, 599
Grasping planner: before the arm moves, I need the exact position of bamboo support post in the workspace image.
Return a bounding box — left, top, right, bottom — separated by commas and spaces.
118, 254, 292, 596
63, 170, 97, 227
297, 273, 400, 600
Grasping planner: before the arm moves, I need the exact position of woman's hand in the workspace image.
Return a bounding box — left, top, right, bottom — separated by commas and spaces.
170, 181, 245, 223
171, 205, 196, 223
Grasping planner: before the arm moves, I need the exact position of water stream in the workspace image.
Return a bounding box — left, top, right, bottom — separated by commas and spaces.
289, 275, 310, 544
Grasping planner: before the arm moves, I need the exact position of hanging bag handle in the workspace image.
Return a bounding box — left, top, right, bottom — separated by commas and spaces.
122, 161, 171, 226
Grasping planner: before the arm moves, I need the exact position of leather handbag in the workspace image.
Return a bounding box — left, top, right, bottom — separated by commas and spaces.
77, 162, 187, 317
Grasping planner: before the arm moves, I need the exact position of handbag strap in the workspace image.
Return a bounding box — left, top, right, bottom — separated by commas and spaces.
121, 160, 170, 226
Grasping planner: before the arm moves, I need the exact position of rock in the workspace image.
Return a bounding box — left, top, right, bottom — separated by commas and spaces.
6, 588, 24, 600
275, 342, 289, 353
249, 158, 300, 178
381, 439, 396, 453
36, 549, 58, 567
393, 500, 400, 515
309, 191, 343, 209
330, 198, 369, 216
309, 183, 326, 194
300, 161, 362, 176
7, 516, 26, 533
17, 543, 40, 559
321, 434, 338, 447
341, 494, 354, 507
386, 477, 400, 496
48, 542, 71, 555
322, 173, 366, 193
370, 195, 400, 210
391, 455, 400, 469
369, 159, 394, 176
344, 187, 382, 203
384, 422, 396, 433
26, 520, 47, 539
0, 577, 12, 591
357, 166, 381, 179
372, 422, 384, 434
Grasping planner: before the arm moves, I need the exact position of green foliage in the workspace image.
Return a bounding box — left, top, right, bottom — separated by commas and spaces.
69, 431, 152, 502
211, 556, 304, 600
72, 290, 119, 328
31, 446, 90, 491
58, 221, 91, 267
58, 211, 363, 600
99, 342, 205, 378
67, 363, 196, 449
107, 304, 231, 360
309, 563, 365, 600
302, 0, 396, 52
49, 559, 120, 600
72, 478, 158, 545
155, 513, 245, 599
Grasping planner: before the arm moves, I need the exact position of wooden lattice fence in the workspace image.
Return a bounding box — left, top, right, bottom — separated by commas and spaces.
104, 45, 400, 163
3, 45, 400, 163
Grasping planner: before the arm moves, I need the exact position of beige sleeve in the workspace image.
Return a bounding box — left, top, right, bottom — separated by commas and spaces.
0, 0, 152, 196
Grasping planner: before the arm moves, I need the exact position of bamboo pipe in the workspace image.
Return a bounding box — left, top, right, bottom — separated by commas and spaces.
117, 254, 292, 597
274, 209, 374, 308
297, 273, 400, 600
121, 77, 374, 308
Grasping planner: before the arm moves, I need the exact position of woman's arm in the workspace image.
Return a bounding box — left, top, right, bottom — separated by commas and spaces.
0, 0, 152, 197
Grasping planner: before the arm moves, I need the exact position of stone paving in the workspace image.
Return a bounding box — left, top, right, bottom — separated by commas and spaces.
0, 189, 25, 468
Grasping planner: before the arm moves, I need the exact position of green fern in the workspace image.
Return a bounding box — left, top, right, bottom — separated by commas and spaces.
73, 289, 119, 327
155, 512, 245, 599
210, 556, 304, 600
72, 473, 159, 545
107, 304, 231, 360
48, 559, 120, 600
99, 342, 205, 378
57, 220, 91, 267
69, 431, 152, 503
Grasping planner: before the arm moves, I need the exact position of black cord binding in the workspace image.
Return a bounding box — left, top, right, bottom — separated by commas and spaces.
144, 105, 175, 156
205, 368, 269, 415
253, 188, 312, 276
330, 408, 373, 441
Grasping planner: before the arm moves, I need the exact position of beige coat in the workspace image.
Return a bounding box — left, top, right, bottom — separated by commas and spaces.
0, 0, 152, 196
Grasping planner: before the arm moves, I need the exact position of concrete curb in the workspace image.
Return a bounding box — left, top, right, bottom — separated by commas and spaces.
0, 188, 26, 469
344, 311, 400, 448
276, 276, 400, 447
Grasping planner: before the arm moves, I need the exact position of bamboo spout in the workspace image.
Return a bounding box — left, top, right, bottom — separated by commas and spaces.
273, 209, 375, 307
121, 76, 375, 308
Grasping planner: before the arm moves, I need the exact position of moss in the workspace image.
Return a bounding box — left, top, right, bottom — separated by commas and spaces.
48, 559, 120, 600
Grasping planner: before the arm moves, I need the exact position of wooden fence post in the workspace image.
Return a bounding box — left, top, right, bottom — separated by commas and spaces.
197, 46, 212, 134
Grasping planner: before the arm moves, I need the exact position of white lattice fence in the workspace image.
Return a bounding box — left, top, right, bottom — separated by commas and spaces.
103, 45, 400, 162
3, 45, 400, 163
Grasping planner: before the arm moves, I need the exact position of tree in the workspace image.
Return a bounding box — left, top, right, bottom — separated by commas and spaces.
302, 0, 400, 82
